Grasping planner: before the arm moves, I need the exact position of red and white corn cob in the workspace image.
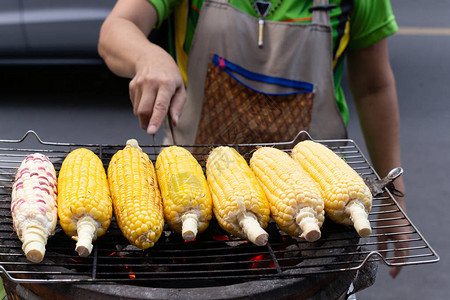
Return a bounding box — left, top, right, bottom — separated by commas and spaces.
11, 153, 58, 263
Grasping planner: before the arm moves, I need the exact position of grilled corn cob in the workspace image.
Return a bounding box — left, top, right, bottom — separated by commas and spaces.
250, 147, 325, 242
57, 148, 112, 257
292, 140, 372, 237
156, 146, 212, 241
108, 139, 164, 249
206, 146, 270, 246
11, 154, 58, 263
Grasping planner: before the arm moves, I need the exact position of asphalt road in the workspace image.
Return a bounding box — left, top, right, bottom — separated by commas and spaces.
0, 0, 449, 299
347, 1, 450, 299
0, 65, 156, 145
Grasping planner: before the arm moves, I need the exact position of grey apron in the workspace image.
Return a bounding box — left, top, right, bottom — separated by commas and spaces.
164, 0, 346, 145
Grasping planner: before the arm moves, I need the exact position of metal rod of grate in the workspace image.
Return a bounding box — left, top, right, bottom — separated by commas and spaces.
0, 130, 439, 285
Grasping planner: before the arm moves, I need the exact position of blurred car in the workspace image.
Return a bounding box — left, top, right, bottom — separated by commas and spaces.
0, 0, 117, 65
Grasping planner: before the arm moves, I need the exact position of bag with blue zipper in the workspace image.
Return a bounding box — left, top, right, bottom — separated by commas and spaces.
195, 54, 315, 145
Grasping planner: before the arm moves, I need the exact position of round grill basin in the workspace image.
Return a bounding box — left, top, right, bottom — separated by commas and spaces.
1, 214, 370, 299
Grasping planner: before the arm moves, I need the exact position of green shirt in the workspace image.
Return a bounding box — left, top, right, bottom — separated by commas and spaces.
148, 0, 398, 125
0, 278, 5, 299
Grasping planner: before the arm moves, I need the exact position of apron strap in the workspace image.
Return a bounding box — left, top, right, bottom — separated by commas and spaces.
312, 0, 331, 27
211, 0, 331, 27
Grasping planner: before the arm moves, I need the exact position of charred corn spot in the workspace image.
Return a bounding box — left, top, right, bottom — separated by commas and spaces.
291, 140, 373, 237
108, 140, 164, 249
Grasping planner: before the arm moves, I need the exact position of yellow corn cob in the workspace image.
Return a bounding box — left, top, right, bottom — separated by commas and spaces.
57, 148, 112, 257
156, 146, 212, 241
206, 146, 270, 246
291, 140, 373, 237
108, 139, 164, 249
250, 147, 325, 242
11, 153, 58, 263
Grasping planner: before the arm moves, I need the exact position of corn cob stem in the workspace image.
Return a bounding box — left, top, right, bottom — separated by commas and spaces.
295, 208, 321, 242
126, 139, 141, 150
237, 211, 268, 246
74, 216, 98, 257
345, 201, 371, 237
181, 212, 199, 241
22, 225, 47, 263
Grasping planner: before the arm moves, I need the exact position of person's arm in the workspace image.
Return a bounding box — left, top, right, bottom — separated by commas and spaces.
347, 38, 410, 278
98, 0, 185, 134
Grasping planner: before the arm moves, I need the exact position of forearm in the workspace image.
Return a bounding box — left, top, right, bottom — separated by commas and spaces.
99, 17, 152, 78
354, 78, 406, 210
98, 0, 163, 78
348, 38, 410, 278
347, 39, 405, 210
98, 0, 186, 135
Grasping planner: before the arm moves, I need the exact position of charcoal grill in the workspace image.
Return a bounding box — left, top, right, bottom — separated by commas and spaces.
0, 130, 439, 299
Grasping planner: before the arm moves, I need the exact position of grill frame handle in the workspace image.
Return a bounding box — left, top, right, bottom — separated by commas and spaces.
364, 167, 404, 197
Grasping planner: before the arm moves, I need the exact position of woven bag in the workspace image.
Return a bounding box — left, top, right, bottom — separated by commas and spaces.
195, 57, 314, 145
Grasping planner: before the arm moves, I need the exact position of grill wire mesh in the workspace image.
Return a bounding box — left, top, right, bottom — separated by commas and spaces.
0, 130, 439, 285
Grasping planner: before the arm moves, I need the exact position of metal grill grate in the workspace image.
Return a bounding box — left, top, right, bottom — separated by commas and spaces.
0, 130, 439, 285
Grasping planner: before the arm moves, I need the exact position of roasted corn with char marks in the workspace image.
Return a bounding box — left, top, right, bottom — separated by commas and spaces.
108, 139, 164, 249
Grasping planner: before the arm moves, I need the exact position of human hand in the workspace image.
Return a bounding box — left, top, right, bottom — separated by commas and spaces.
129, 48, 186, 135
376, 198, 411, 278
